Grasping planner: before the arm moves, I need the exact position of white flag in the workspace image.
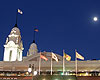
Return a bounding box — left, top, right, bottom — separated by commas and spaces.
52, 52, 58, 62
18, 9, 23, 14
76, 51, 84, 60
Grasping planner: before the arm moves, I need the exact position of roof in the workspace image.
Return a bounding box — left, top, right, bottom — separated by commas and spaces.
23, 52, 62, 61
10, 27, 20, 35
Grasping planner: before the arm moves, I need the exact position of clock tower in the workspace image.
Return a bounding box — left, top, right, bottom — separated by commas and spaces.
3, 24, 24, 61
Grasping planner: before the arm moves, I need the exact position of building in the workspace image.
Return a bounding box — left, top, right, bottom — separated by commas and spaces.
1, 24, 100, 80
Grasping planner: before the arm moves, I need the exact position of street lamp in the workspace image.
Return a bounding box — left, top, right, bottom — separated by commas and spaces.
34, 71, 38, 76
28, 64, 34, 80
28, 64, 32, 73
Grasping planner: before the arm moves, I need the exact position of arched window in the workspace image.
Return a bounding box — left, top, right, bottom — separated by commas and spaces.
9, 50, 12, 61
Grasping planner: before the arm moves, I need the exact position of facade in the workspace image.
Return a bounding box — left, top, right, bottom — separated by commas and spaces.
1, 52, 100, 76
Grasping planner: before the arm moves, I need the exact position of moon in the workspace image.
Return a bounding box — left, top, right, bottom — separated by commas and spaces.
93, 17, 98, 21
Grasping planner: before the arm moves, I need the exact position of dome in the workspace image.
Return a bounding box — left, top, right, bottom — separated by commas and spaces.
10, 27, 20, 35
27, 43, 38, 56
30, 43, 37, 49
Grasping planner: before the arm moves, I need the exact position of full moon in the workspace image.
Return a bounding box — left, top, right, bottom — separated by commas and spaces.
93, 17, 98, 21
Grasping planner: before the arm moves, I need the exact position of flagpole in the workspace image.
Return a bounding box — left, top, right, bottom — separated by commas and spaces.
75, 49, 78, 77
51, 53, 52, 75
63, 50, 65, 75
16, 9, 18, 25
33, 29, 36, 42
39, 52, 41, 75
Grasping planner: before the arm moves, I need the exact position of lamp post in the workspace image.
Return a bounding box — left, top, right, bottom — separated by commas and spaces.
28, 64, 34, 80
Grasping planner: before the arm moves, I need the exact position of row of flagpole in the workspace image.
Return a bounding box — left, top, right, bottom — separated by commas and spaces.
38, 50, 84, 76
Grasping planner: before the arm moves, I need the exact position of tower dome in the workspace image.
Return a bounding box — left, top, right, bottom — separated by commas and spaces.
10, 27, 21, 35
27, 42, 38, 56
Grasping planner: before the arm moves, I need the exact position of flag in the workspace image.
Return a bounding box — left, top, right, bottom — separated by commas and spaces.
18, 9, 23, 14
40, 55, 48, 61
52, 52, 58, 62
76, 51, 84, 60
34, 28, 38, 32
64, 53, 71, 61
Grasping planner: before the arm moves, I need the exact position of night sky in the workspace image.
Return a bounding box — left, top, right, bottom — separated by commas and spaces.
0, 0, 100, 61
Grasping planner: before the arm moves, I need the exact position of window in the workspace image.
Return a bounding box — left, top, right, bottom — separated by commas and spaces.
9, 50, 12, 61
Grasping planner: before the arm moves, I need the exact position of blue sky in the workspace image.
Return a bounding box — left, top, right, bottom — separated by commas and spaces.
0, 0, 100, 60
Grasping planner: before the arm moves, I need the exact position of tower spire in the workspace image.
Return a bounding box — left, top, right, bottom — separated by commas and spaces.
33, 40, 35, 43
14, 23, 18, 27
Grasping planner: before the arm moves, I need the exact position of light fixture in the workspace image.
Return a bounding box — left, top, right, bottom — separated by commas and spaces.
34, 71, 37, 75
28, 64, 32, 73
